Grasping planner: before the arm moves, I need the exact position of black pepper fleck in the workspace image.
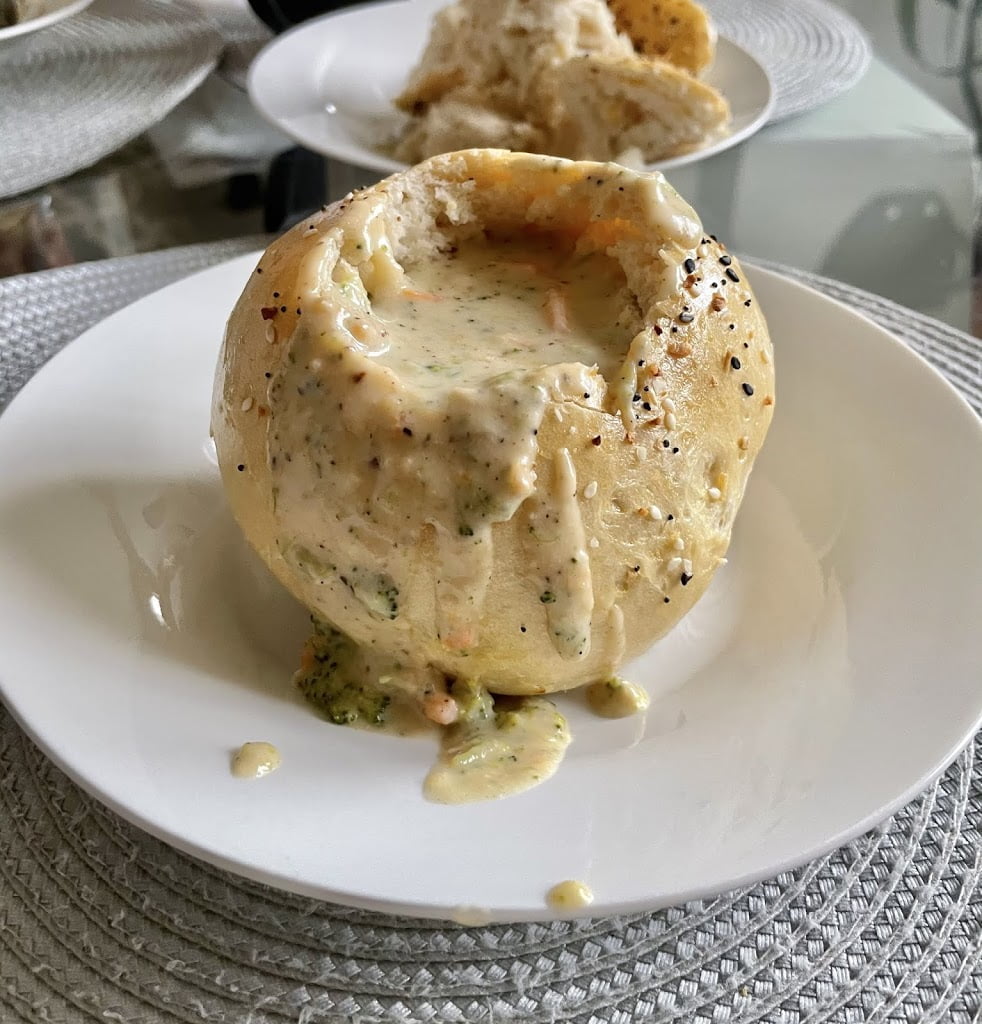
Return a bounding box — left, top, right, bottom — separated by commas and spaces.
236, 464, 245, 472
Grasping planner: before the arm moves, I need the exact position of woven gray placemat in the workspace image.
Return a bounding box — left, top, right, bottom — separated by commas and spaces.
0, 240, 980, 1024
704, 0, 872, 123
0, 0, 224, 201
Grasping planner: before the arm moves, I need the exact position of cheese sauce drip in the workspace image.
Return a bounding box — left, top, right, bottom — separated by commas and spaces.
425, 692, 572, 804
546, 879, 595, 911
585, 676, 650, 717
527, 448, 594, 659
231, 742, 281, 779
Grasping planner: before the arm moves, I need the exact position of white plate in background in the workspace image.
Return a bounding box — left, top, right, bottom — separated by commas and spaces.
248, 0, 774, 175
0, 255, 979, 922
0, 0, 94, 41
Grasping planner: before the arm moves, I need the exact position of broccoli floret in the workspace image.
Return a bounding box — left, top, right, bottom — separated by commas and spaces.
285, 548, 400, 622
448, 676, 494, 723
342, 569, 399, 620
296, 619, 390, 726
298, 673, 390, 726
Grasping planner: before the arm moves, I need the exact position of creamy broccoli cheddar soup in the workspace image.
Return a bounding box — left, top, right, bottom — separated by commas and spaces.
373, 236, 631, 391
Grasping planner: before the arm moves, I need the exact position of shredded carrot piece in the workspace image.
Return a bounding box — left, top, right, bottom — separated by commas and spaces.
299, 644, 317, 673
544, 288, 570, 332
441, 625, 478, 652
400, 288, 442, 301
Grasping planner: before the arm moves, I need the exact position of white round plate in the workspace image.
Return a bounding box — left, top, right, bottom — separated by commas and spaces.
248, 0, 774, 175
0, 0, 93, 41
0, 255, 980, 923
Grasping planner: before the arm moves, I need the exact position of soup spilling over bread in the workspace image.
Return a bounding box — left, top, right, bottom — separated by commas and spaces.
212, 150, 774, 803
394, 0, 729, 165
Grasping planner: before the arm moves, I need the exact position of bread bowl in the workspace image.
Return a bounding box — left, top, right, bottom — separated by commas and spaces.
212, 149, 774, 796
